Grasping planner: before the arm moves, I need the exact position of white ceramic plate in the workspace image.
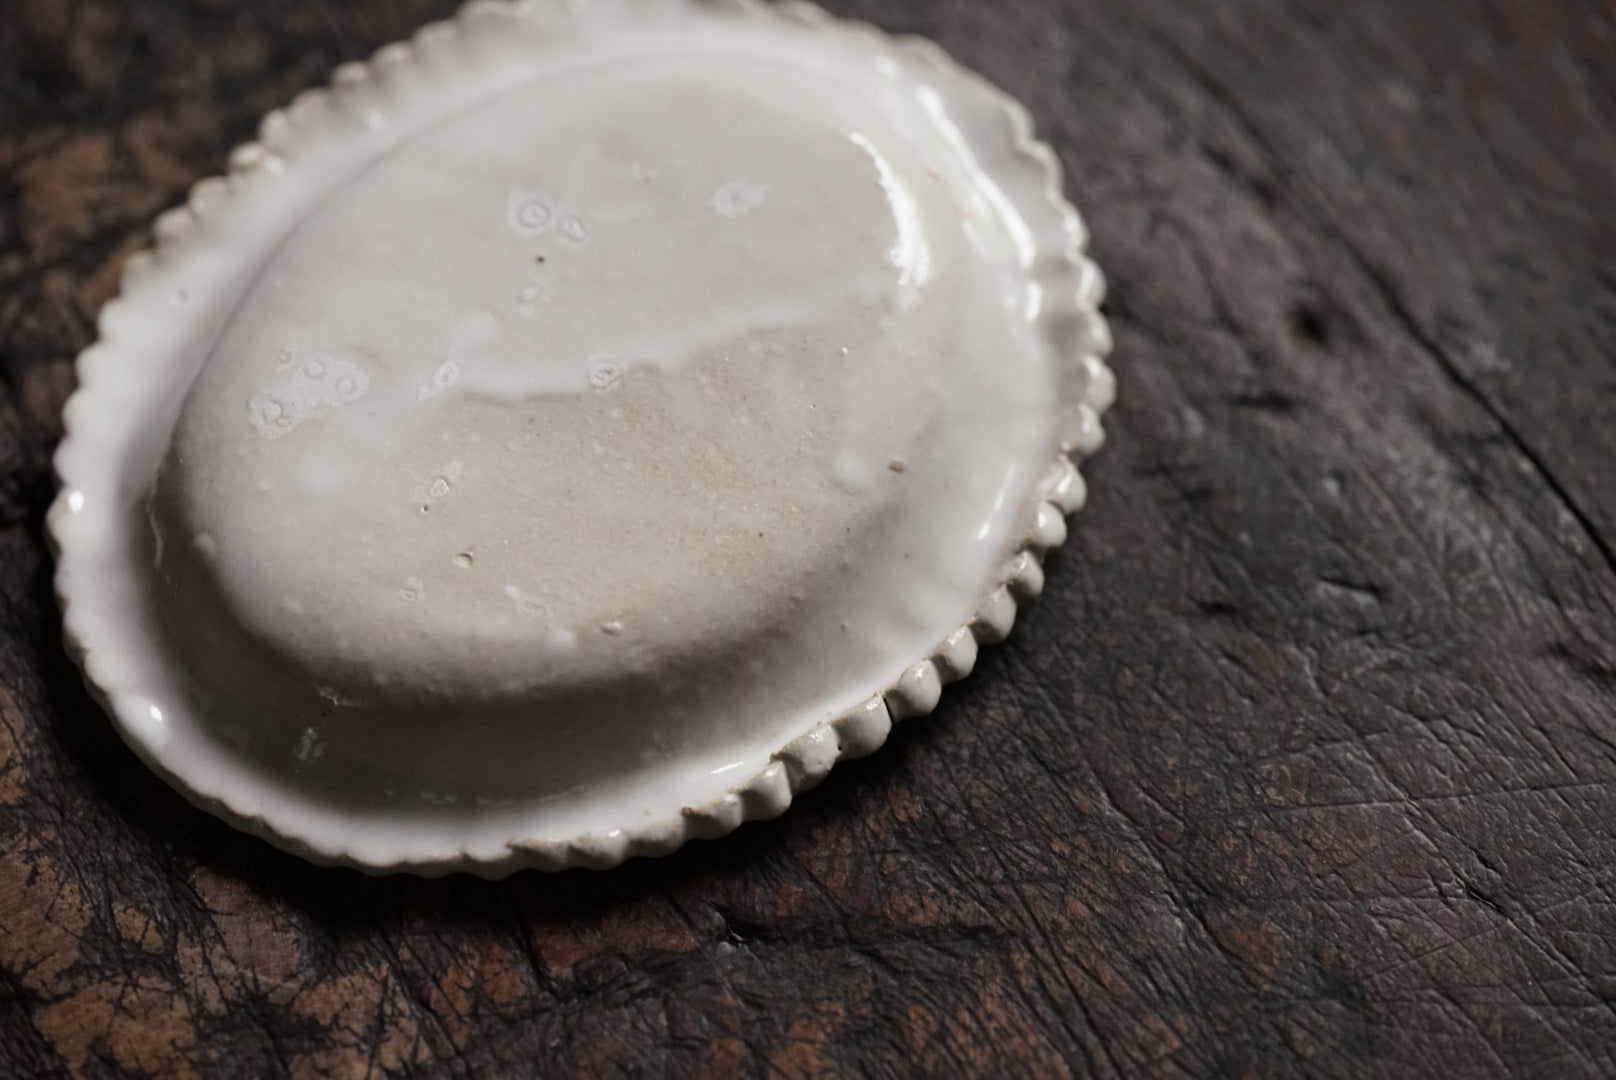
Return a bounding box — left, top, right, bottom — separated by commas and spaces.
50, 0, 1113, 876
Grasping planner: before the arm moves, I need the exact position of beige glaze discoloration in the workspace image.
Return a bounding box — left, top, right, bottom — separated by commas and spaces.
158, 57, 1002, 702
50, 0, 1113, 875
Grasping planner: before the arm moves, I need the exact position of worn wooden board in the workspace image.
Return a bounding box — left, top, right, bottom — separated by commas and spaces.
3, 0, 1615, 1076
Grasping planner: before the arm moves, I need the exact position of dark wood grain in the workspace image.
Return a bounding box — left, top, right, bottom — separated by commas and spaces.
3, 0, 1615, 1076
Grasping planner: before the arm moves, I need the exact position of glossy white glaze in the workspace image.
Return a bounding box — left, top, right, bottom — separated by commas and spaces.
50, 0, 1114, 875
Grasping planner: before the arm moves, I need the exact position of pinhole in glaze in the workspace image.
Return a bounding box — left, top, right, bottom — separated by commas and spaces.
49, 0, 1114, 876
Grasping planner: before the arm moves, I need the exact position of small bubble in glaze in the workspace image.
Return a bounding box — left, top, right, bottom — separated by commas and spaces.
558, 213, 590, 247
250, 397, 287, 430
505, 187, 555, 237
400, 577, 425, 602
422, 460, 463, 504
421, 360, 460, 400
453, 552, 474, 569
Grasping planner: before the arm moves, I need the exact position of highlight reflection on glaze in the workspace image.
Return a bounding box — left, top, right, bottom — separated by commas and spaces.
849, 132, 933, 305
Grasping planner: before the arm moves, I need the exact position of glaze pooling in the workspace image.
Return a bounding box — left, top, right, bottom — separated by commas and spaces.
51, 0, 1113, 875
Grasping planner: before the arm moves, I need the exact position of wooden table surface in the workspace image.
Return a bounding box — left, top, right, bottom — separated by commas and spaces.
3, 0, 1615, 1076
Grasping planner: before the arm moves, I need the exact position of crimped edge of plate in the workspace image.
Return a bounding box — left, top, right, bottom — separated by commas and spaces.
48, 0, 1114, 877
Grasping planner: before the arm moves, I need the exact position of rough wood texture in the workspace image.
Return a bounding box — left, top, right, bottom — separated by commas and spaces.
3, 0, 1615, 1076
